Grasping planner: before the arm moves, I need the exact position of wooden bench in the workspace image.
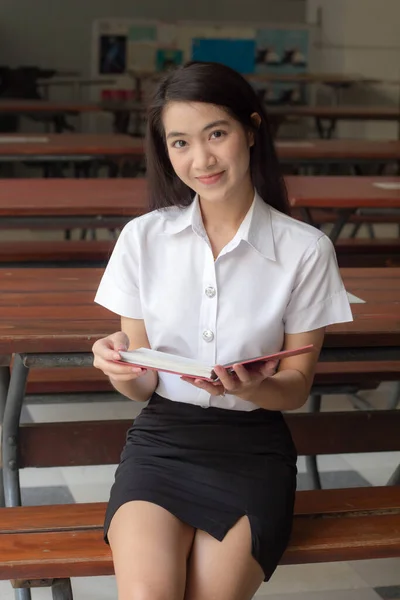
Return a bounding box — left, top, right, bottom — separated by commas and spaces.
23, 360, 400, 395
14, 408, 400, 468
1, 412, 400, 599
335, 238, 400, 267
292, 207, 400, 225
0, 240, 115, 267
0, 486, 399, 598
3, 365, 400, 597
1, 236, 400, 270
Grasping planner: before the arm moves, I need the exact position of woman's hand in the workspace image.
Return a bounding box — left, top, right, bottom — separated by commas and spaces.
92, 331, 147, 381
181, 360, 278, 400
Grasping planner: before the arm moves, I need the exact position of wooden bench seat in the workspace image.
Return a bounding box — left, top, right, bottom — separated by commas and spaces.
292, 208, 400, 225
16, 409, 400, 468
0, 487, 399, 582
0, 240, 115, 265
1, 235, 400, 270
335, 238, 400, 267
24, 360, 400, 395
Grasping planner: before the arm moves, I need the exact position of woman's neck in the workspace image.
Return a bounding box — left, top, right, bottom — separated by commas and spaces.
199, 182, 255, 236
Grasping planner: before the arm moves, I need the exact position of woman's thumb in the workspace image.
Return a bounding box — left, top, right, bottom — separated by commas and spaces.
112, 331, 130, 351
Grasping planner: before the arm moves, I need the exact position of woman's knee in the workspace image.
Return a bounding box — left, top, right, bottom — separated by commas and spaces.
118, 580, 180, 600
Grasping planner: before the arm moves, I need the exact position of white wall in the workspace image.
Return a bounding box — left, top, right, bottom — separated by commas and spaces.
307, 0, 400, 139
0, 0, 306, 78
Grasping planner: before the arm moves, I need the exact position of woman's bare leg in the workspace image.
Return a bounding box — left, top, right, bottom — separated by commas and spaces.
108, 500, 195, 600
184, 515, 264, 600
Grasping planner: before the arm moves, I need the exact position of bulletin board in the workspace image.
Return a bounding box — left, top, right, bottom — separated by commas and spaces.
91, 19, 310, 104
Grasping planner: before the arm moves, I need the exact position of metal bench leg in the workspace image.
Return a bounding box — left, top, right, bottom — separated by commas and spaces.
2, 354, 29, 508
387, 381, 400, 410
305, 394, 322, 490
52, 579, 73, 600
0, 363, 11, 507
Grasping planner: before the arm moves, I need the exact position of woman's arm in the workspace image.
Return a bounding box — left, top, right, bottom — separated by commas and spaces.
233, 328, 325, 410
93, 317, 158, 403
182, 327, 325, 411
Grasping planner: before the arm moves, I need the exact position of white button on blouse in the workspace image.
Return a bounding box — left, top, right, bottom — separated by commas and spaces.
95, 192, 353, 411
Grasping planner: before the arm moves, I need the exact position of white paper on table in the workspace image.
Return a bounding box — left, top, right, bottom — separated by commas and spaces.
347, 292, 366, 304
372, 182, 400, 190
0, 136, 49, 143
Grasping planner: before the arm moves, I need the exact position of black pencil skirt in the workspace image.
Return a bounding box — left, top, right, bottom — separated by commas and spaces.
104, 393, 298, 581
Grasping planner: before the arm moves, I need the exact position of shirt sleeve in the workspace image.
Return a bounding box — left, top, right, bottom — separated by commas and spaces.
94, 221, 143, 318
283, 234, 353, 334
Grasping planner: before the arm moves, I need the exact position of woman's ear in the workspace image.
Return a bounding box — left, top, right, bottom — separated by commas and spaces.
248, 112, 261, 147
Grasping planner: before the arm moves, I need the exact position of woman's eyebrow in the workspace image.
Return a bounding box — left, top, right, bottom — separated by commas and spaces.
166, 119, 230, 140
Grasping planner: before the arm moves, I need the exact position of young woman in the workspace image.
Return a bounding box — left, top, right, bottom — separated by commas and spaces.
93, 61, 353, 600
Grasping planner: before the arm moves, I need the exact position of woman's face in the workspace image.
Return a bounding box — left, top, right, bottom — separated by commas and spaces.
162, 101, 254, 203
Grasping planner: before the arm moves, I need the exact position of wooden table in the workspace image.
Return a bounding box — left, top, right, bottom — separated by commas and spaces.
276, 139, 400, 173
0, 267, 399, 507
286, 176, 400, 241
2, 176, 400, 237
248, 73, 380, 86
0, 100, 101, 115
268, 105, 400, 138
0, 178, 147, 230
0, 99, 144, 134
0, 133, 143, 160
0, 266, 399, 354
0, 133, 144, 178
2, 135, 396, 174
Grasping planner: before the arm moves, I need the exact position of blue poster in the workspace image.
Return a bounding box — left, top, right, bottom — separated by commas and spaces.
192, 38, 256, 74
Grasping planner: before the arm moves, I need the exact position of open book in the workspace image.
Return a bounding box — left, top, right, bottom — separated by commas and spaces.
117, 345, 314, 381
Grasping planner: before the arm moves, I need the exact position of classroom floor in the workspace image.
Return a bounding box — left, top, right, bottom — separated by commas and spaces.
1, 382, 399, 600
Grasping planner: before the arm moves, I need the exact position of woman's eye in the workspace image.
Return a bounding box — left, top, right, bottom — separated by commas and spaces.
210, 130, 226, 139
172, 140, 187, 149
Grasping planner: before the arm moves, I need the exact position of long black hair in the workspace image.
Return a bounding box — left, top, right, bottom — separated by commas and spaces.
146, 61, 290, 215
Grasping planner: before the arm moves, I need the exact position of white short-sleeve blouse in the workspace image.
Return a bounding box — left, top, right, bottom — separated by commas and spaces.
95, 191, 353, 411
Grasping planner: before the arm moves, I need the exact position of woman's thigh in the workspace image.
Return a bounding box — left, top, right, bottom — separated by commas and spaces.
108, 500, 195, 600
184, 515, 264, 600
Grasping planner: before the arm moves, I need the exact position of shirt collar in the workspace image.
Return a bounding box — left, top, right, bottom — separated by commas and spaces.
162, 191, 276, 261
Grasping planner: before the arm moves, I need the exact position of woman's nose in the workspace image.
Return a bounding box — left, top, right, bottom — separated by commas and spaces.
192, 145, 217, 171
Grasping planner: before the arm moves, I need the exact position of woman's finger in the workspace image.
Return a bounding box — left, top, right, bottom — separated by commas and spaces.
259, 359, 278, 378
213, 366, 237, 391
181, 377, 225, 396
231, 363, 252, 383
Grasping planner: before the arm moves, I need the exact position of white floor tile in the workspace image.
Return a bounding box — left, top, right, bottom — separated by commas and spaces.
339, 452, 400, 486
69, 483, 113, 503
348, 558, 400, 587
296, 454, 353, 474
60, 465, 116, 502
255, 589, 382, 600
72, 576, 117, 600
0, 581, 53, 600
60, 465, 116, 487
27, 400, 140, 423
19, 466, 68, 489
256, 562, 368, 595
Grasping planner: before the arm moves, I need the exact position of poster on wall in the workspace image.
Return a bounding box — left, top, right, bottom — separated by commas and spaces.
127, 24, 158, 72
92, 19, 310, 105
254, 28, 309, 104
191, 38, 256, 74
255, 28, 308, 72
99, 35, 127, 74
156, 49, 183, 72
